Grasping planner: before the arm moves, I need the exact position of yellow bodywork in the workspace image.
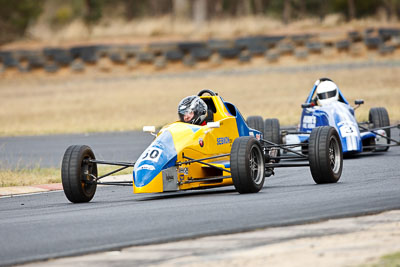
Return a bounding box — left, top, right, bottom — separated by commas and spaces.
133, 96, 240, 193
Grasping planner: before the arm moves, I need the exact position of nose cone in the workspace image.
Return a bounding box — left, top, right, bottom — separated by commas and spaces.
133, 130, 177, 188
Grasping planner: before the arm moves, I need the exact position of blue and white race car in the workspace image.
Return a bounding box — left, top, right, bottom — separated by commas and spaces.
281, 78, 399, 156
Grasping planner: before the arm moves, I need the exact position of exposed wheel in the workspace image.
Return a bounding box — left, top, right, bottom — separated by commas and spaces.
61, 145, 98, 203
246, 116, 264, 133
308, 126, 343, 184
264, 118, 281, 162
369, 107, 390, 151
230, 136, 265, 193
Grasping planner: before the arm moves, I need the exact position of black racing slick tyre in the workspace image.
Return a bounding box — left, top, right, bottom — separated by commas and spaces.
264, 118, 281, 144
61, 145, 98, 203
369, 107, 390, 151
230, 136, 265, 194
246, 116, 264, 133
264, 118, 281, 163
308, 126, 343, 184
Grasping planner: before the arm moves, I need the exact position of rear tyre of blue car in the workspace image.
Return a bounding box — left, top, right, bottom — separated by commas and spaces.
369, 107, 390, 151
308, 126, 343, 184
61, 145, 98, 203
230, 136, 265, 193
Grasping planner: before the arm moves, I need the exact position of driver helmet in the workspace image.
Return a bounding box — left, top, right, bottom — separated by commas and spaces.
316, 80, 339, 106
178, 95, 208, 125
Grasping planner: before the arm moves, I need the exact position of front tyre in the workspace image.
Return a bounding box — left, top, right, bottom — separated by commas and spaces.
369, 107, 390, 151
61, 145, 98, 203
308, 126, 343, 184
230, 137, 265, 193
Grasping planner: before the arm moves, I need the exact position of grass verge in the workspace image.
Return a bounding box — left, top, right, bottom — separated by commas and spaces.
361, 251, 400, 267
1, 64, 400, 136
0, 166, 133, 187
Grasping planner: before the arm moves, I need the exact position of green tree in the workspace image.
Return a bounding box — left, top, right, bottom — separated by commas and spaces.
0, 0, 44, 44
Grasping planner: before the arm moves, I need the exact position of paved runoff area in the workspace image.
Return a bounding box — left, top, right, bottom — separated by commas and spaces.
17, 210, 400, 267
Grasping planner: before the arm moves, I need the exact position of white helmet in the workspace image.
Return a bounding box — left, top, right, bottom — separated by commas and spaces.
316, 80, 339, 106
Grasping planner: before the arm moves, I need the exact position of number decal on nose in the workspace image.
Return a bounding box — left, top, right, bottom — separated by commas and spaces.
141, 148, 162, 162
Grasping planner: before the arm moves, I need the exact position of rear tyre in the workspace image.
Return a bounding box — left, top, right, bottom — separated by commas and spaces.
264, 118, 281, 144
369, 107, 390, 151
246, 116, 264, 133
264, 118, 281, 162
61, 145, 98, 203
230, 137, 265, 194
308, 126, 343, 184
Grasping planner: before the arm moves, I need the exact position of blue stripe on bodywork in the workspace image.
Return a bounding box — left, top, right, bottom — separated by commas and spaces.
133, 130, 177, 187
360, 132, 375, 141
224, 101, 250, 137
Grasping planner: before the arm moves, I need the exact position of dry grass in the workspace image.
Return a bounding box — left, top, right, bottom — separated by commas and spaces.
0, 64, 400, 137
0, 165, 132, 187
0, 167, 60, 187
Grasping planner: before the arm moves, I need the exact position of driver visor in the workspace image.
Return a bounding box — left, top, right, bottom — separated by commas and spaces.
317, 90, 336, 100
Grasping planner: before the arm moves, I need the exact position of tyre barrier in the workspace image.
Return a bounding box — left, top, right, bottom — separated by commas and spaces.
191, 47, 212, 61
364, 37, 382, 50
265, 50, 280, 62
277, 42, 295, 55
379, 45, 395, 55
336, 40, 351, 51
238, 49, 252, 62
137, 52, 155, 63
0, 51, 18, 69
165, 49, 184, 61
291, 34, 314, 46
306, 42, 323, 54
295, 49, 308, 60
1, 27, 399, 74
378, 28, 400, 41
348, 31, 362, 42
70, 45, 100, 64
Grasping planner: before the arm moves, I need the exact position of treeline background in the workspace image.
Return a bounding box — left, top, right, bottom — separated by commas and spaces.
1, 0, 399, 44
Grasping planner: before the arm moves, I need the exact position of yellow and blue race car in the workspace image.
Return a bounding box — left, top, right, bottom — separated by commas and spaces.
61, 89, 343, 203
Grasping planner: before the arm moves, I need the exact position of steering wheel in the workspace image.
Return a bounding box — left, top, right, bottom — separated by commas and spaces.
197, 89, 217, 96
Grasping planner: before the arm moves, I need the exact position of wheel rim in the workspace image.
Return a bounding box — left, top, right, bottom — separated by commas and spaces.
249, 145, 264, 185
328, 136, 341, 174
81, 156, 96, 195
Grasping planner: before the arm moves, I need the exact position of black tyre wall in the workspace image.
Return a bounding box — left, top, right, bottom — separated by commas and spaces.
230, 136, 265, 194
308, 126, 343, 184
264, 118, 281, 144
369, 107, 390, 150
246, 116, 264, 133
61, 145, 97, 203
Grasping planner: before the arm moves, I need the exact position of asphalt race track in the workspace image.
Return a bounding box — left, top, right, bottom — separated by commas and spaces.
0, 131, 154, 169
0, 129, 399, 266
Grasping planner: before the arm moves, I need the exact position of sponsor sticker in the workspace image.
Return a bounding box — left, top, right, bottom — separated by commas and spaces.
178, 167, 189, 175
199, 137, 204, 147
302, 115, 316, 129
136, 164, 156, 171
217, 137, 230, 145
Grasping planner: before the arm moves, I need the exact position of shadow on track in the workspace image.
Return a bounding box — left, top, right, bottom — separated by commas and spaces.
136, 188, 238, 201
